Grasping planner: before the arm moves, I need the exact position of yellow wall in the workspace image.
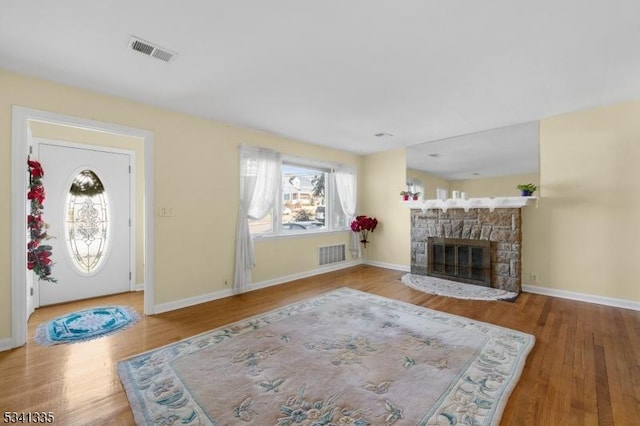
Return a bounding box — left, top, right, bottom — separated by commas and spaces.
0, 77, 11, 339
451, 173, 539, 198
405, 170, 539, 200
526, 101, 640, 302
406, 168, 450, 199
28, 122, 146, 285
0, 69, 359, 340
254, 233, 354, 281
361, 148, 410, 267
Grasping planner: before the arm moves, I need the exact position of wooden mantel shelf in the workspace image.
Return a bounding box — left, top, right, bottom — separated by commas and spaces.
402, 196, 537, 212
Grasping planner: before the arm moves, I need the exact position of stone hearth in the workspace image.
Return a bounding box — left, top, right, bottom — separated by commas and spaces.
410, 208, 522, 293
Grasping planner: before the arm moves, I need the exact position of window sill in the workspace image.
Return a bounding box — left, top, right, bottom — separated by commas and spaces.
252, 228, 351, 241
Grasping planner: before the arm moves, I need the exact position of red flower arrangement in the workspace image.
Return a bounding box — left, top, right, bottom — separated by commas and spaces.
350, 215, 378, 247
27, 158, 56, 282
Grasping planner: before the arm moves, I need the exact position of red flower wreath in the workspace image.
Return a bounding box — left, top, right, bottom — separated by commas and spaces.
27, 158, 56, 282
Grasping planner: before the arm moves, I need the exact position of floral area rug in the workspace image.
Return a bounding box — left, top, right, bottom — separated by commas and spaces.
35, 305, 139, 346
118, 288, 534, 425
402, 273, 520, 301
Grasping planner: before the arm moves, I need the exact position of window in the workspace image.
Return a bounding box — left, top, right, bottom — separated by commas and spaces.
249, 158, 352, 236
64, 169, 110, 275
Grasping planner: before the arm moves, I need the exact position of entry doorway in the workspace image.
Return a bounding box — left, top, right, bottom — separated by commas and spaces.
33, 139, 134, 306
11, 106, 155, 349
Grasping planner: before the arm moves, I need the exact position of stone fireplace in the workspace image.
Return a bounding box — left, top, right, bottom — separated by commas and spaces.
411, 208, 522, 292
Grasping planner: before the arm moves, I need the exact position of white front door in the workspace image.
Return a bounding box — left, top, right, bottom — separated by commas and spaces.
35, 139, 132, 305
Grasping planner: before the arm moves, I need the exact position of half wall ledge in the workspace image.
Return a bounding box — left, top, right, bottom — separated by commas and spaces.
402, 196, 537, 212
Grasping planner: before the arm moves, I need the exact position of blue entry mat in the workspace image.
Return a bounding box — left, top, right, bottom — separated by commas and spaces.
35, 305, 140, 346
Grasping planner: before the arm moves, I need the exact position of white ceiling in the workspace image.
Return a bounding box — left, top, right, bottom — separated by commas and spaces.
1, 1, 639, 176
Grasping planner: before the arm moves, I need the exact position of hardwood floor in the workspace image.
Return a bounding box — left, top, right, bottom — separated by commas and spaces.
1, 265, 638, 425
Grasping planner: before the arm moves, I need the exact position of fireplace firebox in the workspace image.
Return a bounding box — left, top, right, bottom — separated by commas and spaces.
427, 237, 491, 287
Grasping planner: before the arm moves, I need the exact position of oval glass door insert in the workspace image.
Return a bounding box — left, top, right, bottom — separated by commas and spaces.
64, 169, 110, 275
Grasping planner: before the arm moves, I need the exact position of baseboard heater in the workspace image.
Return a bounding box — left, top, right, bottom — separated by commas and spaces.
319, 244, 346, 266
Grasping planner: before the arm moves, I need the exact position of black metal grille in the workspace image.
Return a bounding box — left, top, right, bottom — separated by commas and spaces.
427, 237, 491, 287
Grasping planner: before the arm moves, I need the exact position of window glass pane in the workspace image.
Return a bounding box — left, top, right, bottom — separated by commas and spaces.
64, 169, 110, 275
246, 156, 354, 236
282, 163, 327, 233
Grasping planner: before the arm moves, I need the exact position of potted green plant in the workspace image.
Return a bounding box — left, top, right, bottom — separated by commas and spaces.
400, 190, 412, 201
516, 183, 537, 196
411, 192, 421, 201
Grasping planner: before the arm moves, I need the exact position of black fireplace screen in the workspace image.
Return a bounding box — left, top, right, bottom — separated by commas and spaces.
427, 238, 491, 287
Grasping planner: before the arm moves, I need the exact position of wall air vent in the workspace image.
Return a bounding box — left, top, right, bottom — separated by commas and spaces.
129, 36, 175, 63
319, 244, 346, 266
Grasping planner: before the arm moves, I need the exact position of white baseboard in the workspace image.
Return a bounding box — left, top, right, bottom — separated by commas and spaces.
523, 284, 640, 311
135, 283, 144, 292
153, 260, 363, 314
154, 288, 234, 314
0, 337, 14, 352
251, 260, 363, 291
363, 260, 411, 272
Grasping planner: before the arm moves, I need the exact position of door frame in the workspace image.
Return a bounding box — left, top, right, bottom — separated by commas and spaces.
32, 138, 137, 307
11, 106, 155, 348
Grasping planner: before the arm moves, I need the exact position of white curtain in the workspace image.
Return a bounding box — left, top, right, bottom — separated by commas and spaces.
334, 169, 358, 257
234, 146, 281, 293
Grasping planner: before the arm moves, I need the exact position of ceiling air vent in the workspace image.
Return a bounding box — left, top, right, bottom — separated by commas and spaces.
129, 36, 175, 63
374, 132, 393, 138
